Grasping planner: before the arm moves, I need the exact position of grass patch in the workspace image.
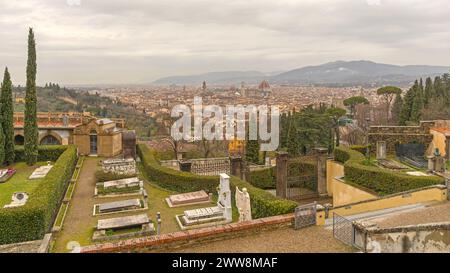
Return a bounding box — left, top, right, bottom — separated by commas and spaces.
54, 202, 68, 227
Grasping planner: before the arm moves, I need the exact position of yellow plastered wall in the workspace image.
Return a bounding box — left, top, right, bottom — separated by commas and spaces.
332, 178, 378, 207
428, 129, 447, 157
330, 186, 447, 217
316, 210, 326, 226
326, 160, 344, 197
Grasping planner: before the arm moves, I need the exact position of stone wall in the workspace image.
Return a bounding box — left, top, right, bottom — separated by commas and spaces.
354, 221, 450, 253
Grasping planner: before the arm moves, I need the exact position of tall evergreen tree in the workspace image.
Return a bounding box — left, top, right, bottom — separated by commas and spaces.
286, 122, 300, 156
424, 77, 433, 107
399, 85, 415, 125
410, 80, 424, 123
391, 93, 403, 125
0, 104, 5, 165
24, 28, 38, 166
1, 67, 15, 164
245, 139, 260, 164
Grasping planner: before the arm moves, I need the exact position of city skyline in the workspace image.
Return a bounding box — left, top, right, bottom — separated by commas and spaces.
2, 0, 450, 85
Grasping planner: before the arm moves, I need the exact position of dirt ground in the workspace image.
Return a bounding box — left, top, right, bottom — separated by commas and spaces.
156, 226, 353, 253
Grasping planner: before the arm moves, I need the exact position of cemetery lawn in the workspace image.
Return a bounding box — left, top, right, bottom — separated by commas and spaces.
51, 157, 221, 253
0, 162, 47, 208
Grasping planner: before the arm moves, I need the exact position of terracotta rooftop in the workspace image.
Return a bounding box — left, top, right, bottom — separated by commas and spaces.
14, 121, 82, 128
432, 127, 450, 136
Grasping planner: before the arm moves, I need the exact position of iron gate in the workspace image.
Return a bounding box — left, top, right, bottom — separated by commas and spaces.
332, 213, 355, 246
286, 157, 318, 201
294, 202, 317, 229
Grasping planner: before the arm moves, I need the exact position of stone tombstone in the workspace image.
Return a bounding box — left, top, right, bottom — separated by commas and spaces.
235, 186, 252, 222
230, 156, 244, 180
218, 173, 232, 222
376, 141, 387, 160
179, 160, 192, 172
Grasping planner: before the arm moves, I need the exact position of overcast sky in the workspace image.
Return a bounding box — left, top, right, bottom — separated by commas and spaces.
1, 0, 450, 85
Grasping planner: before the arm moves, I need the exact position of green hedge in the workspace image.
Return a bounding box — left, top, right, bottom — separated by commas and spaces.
247, 167, 276, 189
14, 145, 68, 162
137, 144, 297, 218
334, 146, 444, 196
0, 146, 78, 244
349, 145, 369, 155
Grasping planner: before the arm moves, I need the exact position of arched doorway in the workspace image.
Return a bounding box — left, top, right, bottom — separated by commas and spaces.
89, 130, 98, 155
40, 135, 61, 145
14, 135, 24, 145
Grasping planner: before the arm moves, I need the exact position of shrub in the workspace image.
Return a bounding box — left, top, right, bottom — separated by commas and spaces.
247, 167, 276, 189
334, 146, 444, 196
14, 145, 68, 162
95, 170, 136, 183
349, 145, 369, 155
0, 146, 77, 244
137, 144, 297, 218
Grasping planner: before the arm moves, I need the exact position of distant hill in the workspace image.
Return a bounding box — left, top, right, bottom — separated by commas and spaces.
271, 60, 450, 86
152, 60, 450, 86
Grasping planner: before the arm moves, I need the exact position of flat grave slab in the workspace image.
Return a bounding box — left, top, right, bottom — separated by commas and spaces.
97, 213, 149, 230
0, 169, 16, 183
103, 177, 140, 189
29, 165, 53, 180
165, 190, 210, 207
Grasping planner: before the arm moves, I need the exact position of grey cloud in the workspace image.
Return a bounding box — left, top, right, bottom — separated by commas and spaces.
1, 0, 450, 84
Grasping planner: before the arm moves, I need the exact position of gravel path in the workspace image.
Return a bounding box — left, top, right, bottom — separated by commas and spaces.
371, 201, 450, 228
157, 226, 353, 253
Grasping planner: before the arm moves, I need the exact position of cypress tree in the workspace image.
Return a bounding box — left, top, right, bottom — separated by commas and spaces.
424, 77, 433, 107
24, 28, 38, 166
0, 104, 5, 165
391, 93, 403, 125
245, 139, 260, 164
287, 122, 300, 156
410, 80, 424, 123
1, 67, 15, 164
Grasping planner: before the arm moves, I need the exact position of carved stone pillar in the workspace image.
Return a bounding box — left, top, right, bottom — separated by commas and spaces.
314, 147, 328, 196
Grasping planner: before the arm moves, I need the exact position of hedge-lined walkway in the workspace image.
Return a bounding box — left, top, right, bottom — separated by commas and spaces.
157, 226, 353, 253
51, 157, 216, 252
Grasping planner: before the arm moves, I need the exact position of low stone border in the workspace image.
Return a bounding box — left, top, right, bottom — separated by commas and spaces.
81, 213, 295, 253
52, 156, 85, 232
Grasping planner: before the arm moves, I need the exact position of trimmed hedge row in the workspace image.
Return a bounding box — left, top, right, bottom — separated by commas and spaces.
14, 145, 68, 162
137, 144, 297, 218
0, 145, 78, 244
247, 167, 276, 189
334, 146, 444, 196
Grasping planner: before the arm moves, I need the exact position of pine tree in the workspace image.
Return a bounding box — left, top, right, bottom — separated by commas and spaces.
391, 93, 403, 125
1, 67, 15, 164
24, 28, 38, 166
